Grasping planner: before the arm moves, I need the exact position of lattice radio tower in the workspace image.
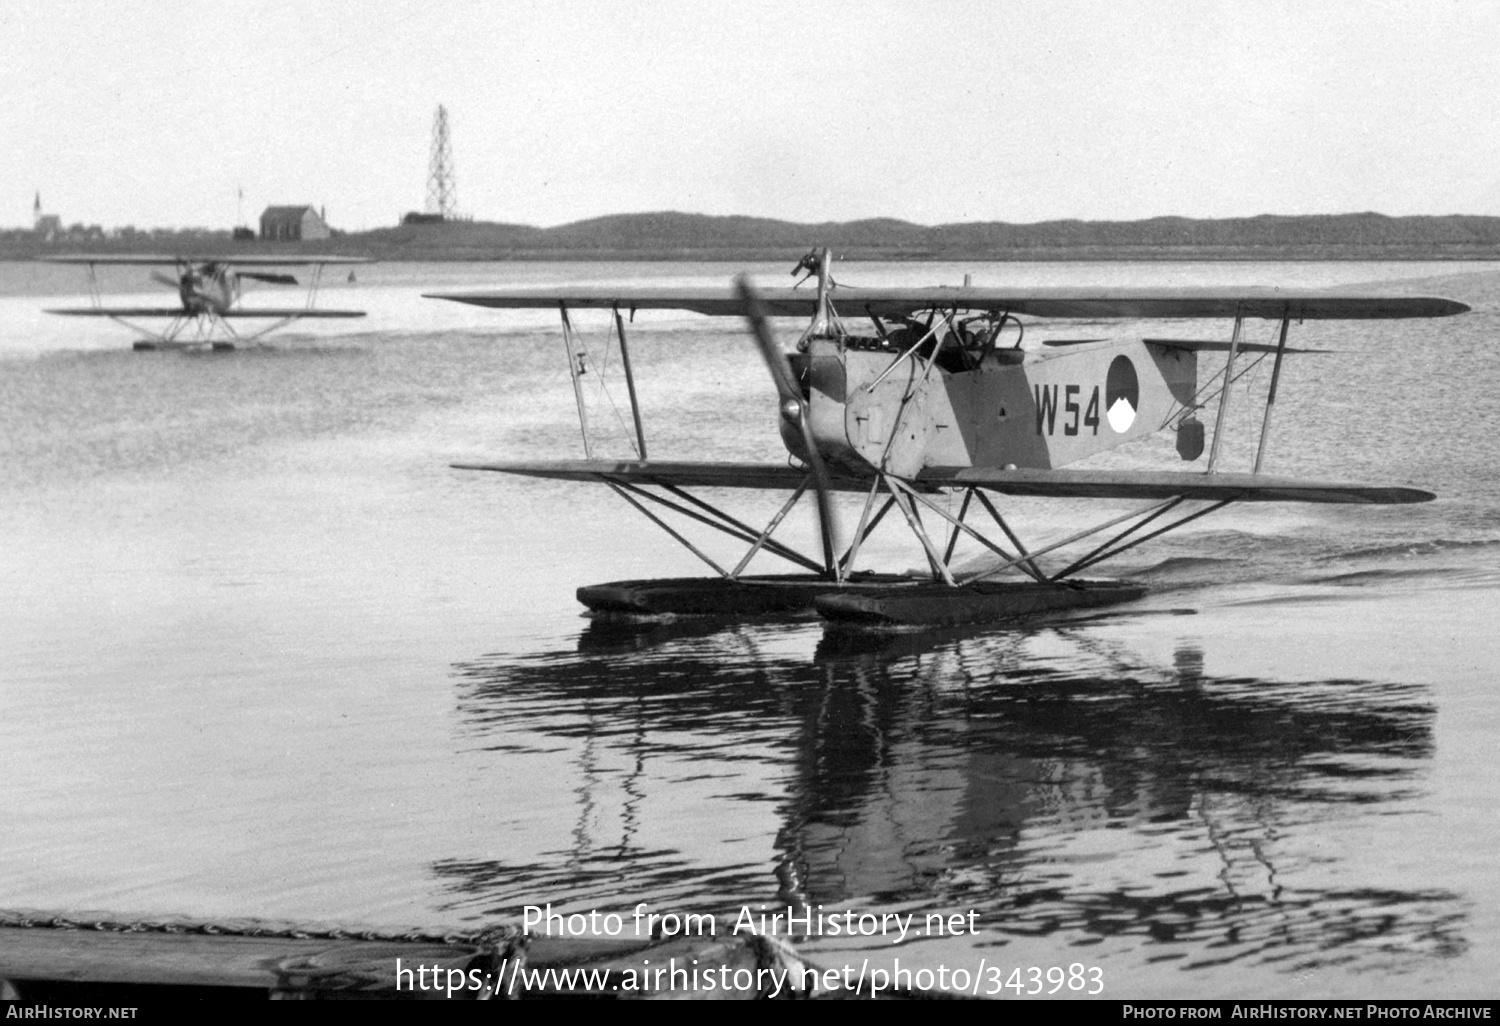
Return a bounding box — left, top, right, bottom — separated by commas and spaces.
425, 105, 457, 220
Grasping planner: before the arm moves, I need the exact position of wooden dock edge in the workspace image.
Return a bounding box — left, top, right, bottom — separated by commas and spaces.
0, 909, 950, 1000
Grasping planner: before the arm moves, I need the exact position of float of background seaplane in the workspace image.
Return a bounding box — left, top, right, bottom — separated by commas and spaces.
44, 254, 369, 350
426, 250, 1468, 627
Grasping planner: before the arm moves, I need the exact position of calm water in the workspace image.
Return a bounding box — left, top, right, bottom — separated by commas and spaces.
2, 259, 1498, 999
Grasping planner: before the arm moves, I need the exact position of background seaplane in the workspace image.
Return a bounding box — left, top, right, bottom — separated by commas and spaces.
45, 254, 369, 350
427, 251, 1468, 626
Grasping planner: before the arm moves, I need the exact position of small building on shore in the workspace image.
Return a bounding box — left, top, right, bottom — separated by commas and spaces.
32, 192, 61, 241
259, 205, 330, 242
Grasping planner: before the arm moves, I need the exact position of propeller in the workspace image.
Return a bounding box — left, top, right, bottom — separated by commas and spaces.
150, 271, 181, 289
736, 274, 839, 577
239, 272, 298, 286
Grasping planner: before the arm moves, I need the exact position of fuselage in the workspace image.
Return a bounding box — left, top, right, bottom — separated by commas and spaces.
789, 332, 1200, 478
178, 265, 239, 315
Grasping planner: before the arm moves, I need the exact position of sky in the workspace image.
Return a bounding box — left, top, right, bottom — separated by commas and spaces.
5, 0, 1500, 231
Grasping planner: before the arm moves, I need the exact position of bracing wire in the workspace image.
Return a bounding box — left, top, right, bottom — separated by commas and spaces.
571, 317, 641, 456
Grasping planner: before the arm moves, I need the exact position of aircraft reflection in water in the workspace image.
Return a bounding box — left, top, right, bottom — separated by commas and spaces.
438, 623, 1462, 976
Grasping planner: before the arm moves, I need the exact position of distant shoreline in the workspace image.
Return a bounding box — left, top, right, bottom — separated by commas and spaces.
8, 210, 1500, 262
9, 248, 1500, 263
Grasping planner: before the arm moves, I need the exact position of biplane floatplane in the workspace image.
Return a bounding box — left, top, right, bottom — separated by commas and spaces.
44, 254, 369, 350
428, 251, 1468, 626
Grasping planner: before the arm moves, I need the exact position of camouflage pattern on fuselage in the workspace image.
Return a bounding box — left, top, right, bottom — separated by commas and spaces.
792, 334, 1198, 478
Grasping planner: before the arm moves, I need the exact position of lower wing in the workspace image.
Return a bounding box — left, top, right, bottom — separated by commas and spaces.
453, 459, 1433, 505
920, 466, 1432, 504
453, 459, 862, 491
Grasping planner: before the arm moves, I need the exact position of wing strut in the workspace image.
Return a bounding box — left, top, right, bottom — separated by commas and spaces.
555, 301, 653, 461
606, 483, 726, 576
971, 490, 1046, 581
1049, 499, 1233, 580
729, 480, 810, 576
558, 303, 594, 458
941, 489, 974, 565
884, 478, 957, 585
612, 305, 648, 459
1207, 309, 1244, 472
887, 478, 1045, 583
960, 498, 1179, 583
1254, 313, 1293, 474
1046, 498, 1184, 580
304, 262, 324, 310
605, 477, 827, 576
864, 310, 953, 394
839, 490, 897, 575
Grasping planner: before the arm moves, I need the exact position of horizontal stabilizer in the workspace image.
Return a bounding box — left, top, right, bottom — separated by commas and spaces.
46, 308, 366, 319
1143, 337, 1329, 354
453, 460, 1433, 504
427, 286, 1468, 321
1040, 337, 1328, 354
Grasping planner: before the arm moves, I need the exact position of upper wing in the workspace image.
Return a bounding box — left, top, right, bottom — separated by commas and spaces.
453, 459, 1433, 504
46, 307, 366, 319
44, 255, 371, 266
426, 285, 1468, 320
